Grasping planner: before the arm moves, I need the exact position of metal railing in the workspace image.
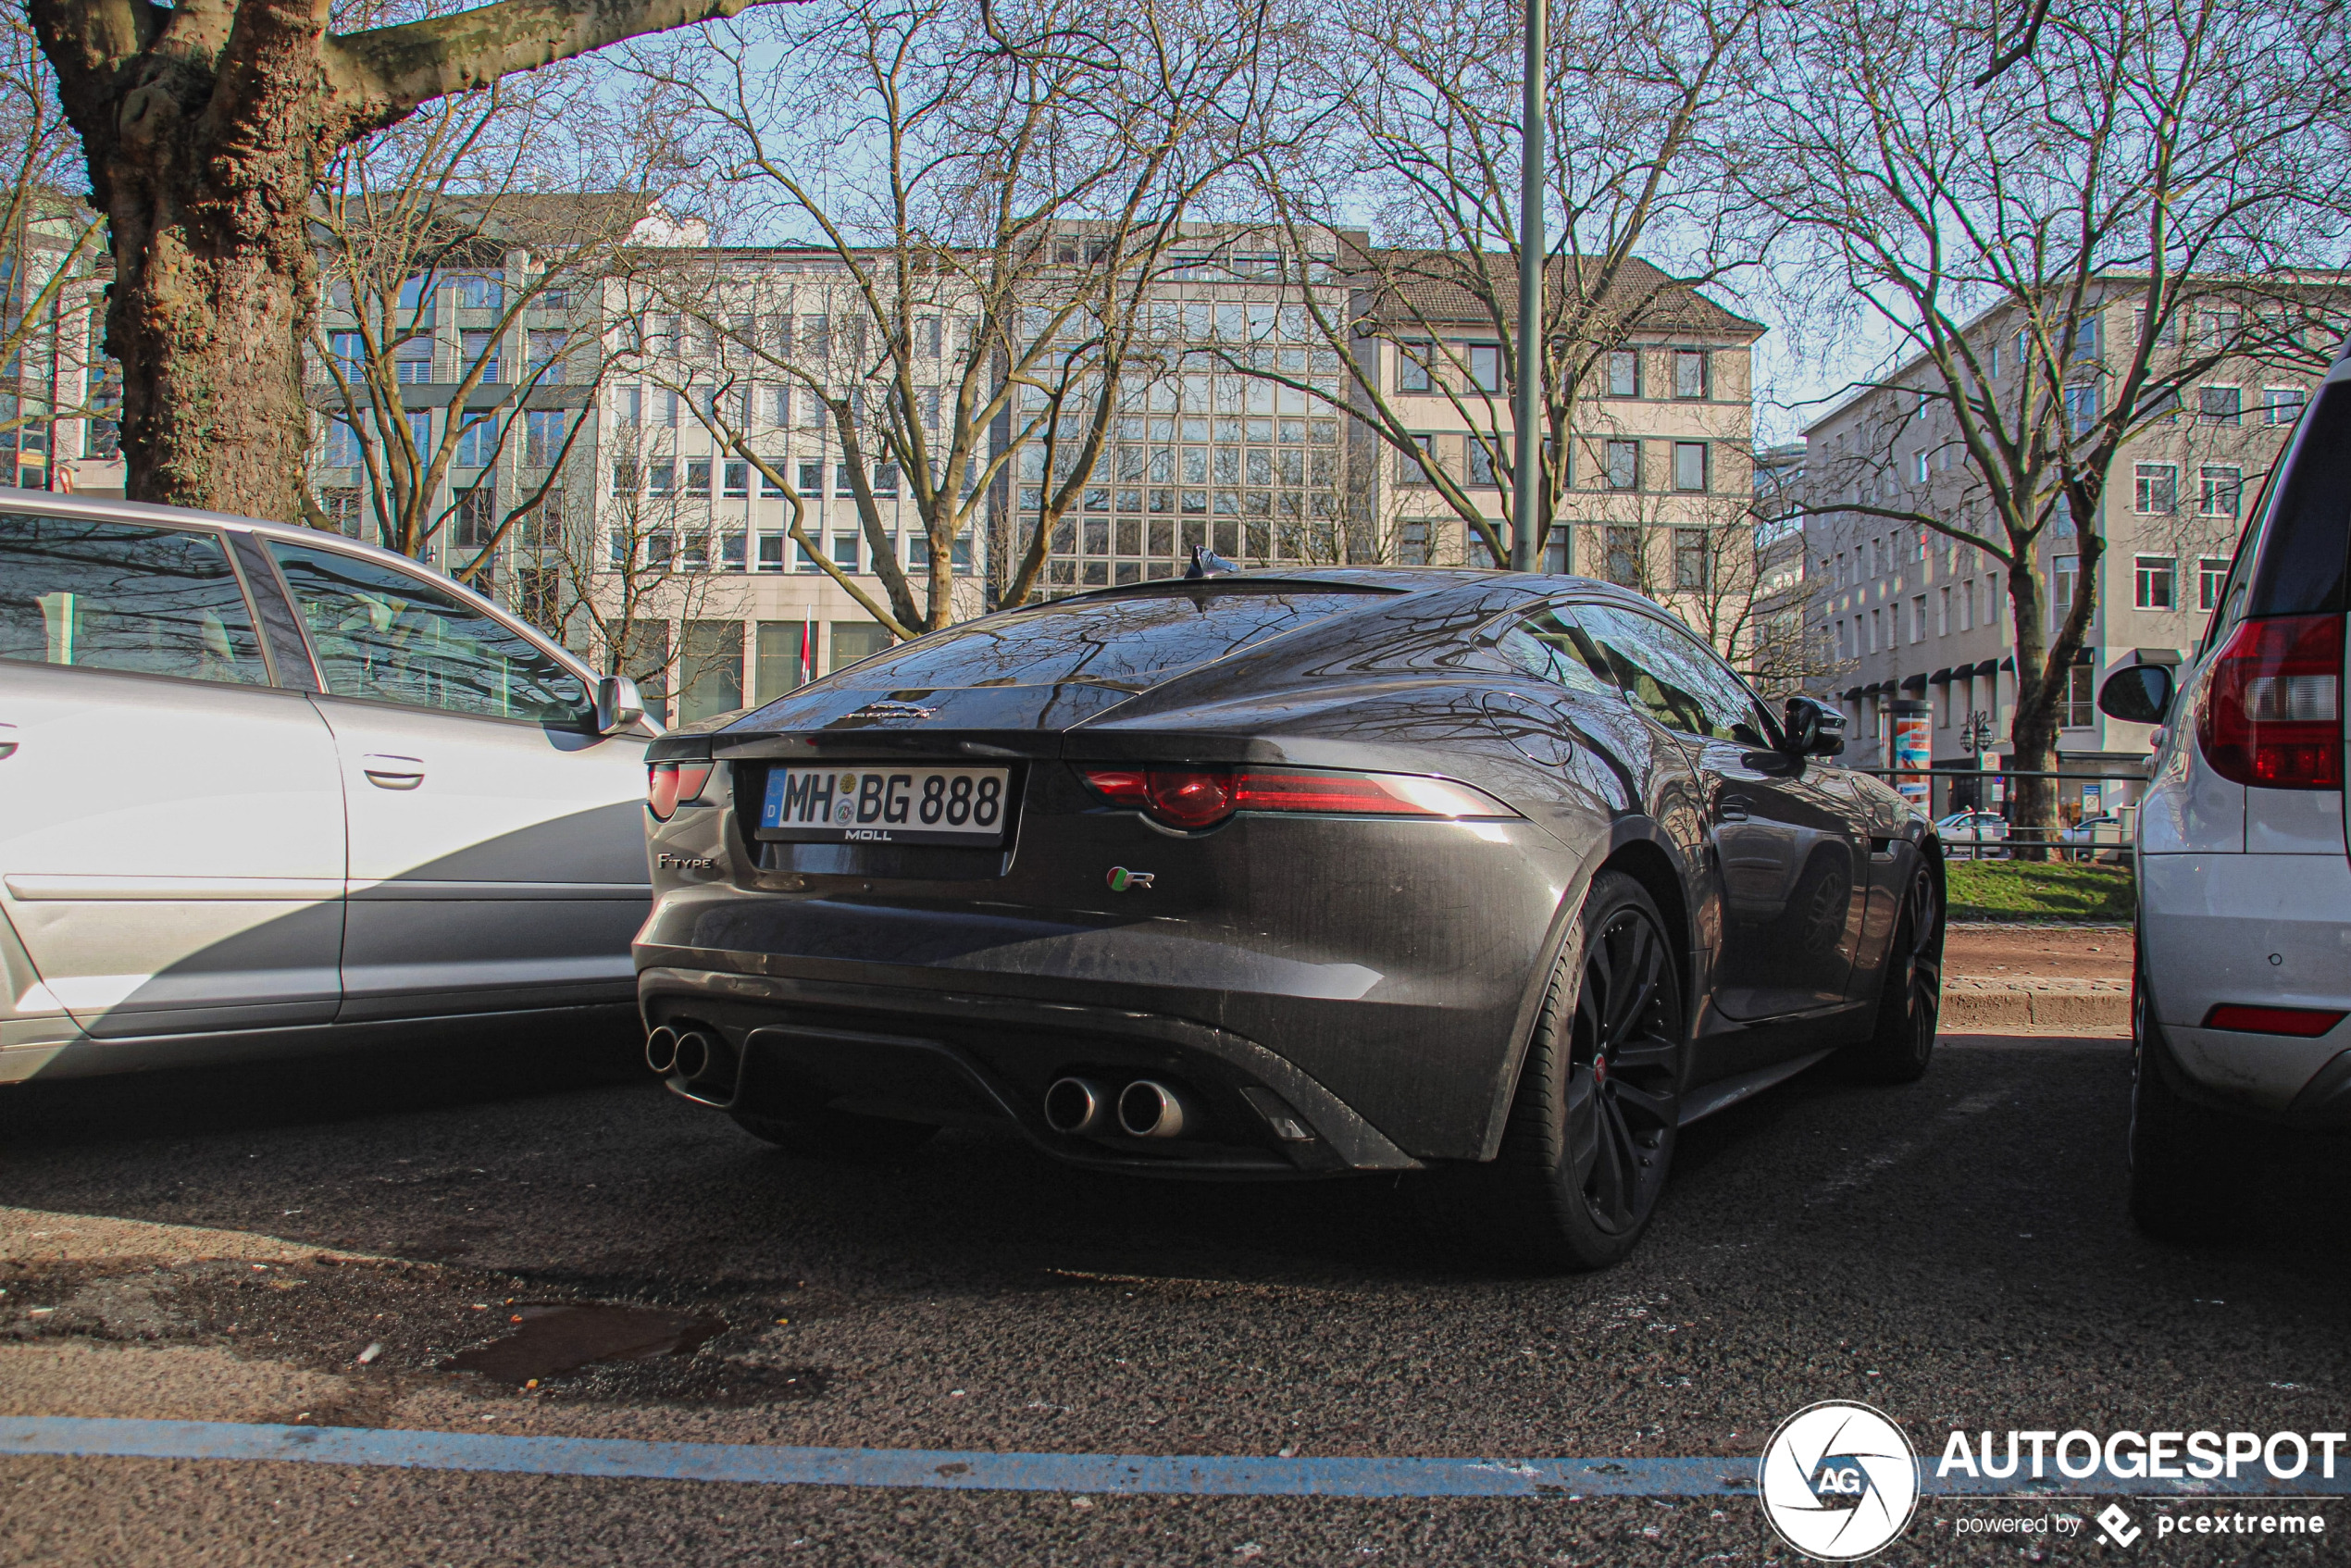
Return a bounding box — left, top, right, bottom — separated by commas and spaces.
1856, 765, 2149, 861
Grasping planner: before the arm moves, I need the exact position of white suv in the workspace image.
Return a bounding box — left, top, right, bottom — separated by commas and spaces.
2100, 341, 2351, 1239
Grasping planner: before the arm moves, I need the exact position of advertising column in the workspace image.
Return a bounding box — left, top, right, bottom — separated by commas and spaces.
1890, 698, 1932, 809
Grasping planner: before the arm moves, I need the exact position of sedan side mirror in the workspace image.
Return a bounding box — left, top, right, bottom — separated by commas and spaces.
594, 675, 645, 735
2097, 664, 2174, 726
1783, 695, 1847, 757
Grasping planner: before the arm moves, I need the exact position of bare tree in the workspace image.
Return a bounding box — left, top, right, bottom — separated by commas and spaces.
1250, 0, 1766, 569
528, 417, 751, 718
309, 68, 678, 583
628, 0, 1300, 636
1744, 0, 2347, 847
27, 0, 783, 523
0, 18, 108, 476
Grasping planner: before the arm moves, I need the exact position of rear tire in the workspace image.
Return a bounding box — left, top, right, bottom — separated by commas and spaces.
729, 1107, 939, 1161
1449, 870, 1686, 1272
2129, 977, 2250, 1243
1840, 859, 1941, 1084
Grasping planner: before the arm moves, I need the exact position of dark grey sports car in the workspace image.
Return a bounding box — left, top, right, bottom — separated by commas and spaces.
636, 568, 1943, 1269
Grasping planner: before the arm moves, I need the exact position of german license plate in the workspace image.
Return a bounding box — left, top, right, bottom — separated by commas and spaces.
759, 765, 1012, 845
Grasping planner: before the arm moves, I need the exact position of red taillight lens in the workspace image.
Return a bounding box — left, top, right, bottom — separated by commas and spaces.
647, 761, 715, 821
1078, 765, 1514, 830
2203, 1003, 2346, 1038
2197, 612, 2344, 790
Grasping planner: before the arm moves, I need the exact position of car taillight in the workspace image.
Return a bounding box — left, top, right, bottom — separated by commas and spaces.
2196, 612, 2344, 790
2203, 1003, 2346, 1037
1078, 765, 1515, 831
647, 761, 715, 821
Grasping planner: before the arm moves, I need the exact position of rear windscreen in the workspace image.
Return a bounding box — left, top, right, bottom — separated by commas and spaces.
2247, 381, 2351, 617
785, 586, 1388, 693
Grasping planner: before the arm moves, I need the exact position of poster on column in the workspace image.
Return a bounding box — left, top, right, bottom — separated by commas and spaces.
1893, 707, 1932, 806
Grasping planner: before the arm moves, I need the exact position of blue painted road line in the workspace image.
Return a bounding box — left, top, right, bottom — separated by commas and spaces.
1, 1419, 2346, 1500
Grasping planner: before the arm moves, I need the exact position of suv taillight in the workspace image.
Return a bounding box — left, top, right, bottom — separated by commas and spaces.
647, 761, 715, 820
2196, 612, 2344, 790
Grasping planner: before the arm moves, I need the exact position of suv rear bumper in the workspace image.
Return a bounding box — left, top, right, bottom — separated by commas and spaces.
2141, 851, 2351, 1125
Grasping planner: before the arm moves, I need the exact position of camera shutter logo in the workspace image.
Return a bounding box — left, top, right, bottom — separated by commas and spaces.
1758, 1400, 1920, 1561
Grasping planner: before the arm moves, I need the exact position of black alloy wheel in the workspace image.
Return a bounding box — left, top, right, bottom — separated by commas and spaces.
1843, 859, 1942, 1083
1566, 898, 1685, 1235
1459, 869, 1686, 1271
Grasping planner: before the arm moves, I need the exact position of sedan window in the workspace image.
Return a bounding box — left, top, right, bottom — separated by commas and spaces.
1576, 603, 1777, 747
267, 541, 591, 725
0, 514, 268, 686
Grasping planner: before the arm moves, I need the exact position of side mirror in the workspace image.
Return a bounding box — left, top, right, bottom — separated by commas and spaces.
1784, 695, 1847, 757
594, 675, 645, 735
2097, 664, 2173, 726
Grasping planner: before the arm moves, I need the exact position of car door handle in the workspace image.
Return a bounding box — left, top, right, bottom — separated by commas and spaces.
361, 753, 426, 790
0, 723, 16, 760
1718, 794, 1751, 822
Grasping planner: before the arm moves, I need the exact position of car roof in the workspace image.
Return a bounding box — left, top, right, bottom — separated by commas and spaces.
1048, 565, 1670, 612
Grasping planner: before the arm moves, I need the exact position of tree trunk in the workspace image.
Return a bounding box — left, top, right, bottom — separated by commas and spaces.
2004, 555, 2059, 859
103, 130, 318, 521
38, 18, 329, 523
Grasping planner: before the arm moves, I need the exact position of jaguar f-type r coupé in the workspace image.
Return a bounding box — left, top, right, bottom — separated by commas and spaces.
635, 568, 1943, 1269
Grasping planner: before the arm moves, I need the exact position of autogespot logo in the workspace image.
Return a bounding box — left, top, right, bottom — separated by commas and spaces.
1759, 1400, 1922, 1562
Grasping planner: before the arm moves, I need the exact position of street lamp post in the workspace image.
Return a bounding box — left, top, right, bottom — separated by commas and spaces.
1511, 0, 1546, 574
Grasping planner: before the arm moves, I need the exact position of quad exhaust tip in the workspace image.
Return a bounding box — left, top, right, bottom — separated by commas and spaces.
1043, 1076, 1111, 1136
644, 1027, 678, 1076
672, 1028, 715, 1083
1116, 1079, 1193, 1139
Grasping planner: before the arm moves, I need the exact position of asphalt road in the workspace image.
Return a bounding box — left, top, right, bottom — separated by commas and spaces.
4, 1020, 2348, 1566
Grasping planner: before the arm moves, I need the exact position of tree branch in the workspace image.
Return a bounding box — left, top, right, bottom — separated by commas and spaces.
330, 0, 796, 126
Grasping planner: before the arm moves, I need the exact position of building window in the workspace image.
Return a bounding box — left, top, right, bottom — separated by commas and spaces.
2198, 466, 2242, 516
1672, 350, 1708, 399
1937, 585, 1949, 635
1465, 343, 1503, 393
1467, 440, 1498, 488
2134, 555, 2175, 610
327, 331, 364, 380
460, 330, 500, 383
2263, 386, 2308, 425
873, 463, 901, 495
610, 460, 639, 495
647, 461, 674, 495
1868, 606, 1880, 653
1603, 439, 1639, 491
2198, 556, 2231, 611
798, 460, 823, 494
523, 409, 566, 467
1606, 349, 1640, 398
320, 486, 364, 537
453, 485, 496, 550
2197, 385, 2242, 426
1398, 519, 1431, 566
1397, 342, 1433, 393
1910, 594, 1926, 642
1959, 579, 1973, 631
2051, 554, 2078, 631
685, 459, 712, 496
2133, 462, 2177, 514
1671, 442, 1707, 492
2064, 381, 2100, 436
723, 460, 749, 496
1605, 526, 1642, 588
678, 619, 743, 725
393, 337, 434, 383
454, 413, 497, 467
324, 417, 362, 467
2062, 664, 2095, 728
1673, 528, 1708, 591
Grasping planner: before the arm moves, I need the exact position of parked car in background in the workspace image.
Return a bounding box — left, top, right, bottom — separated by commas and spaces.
2059, 813, 2127, 862
0, 499, 654, 1082
1934, 809, 2009, 859
2099, 335, 2351, 1240
636, 566, 1946, 1272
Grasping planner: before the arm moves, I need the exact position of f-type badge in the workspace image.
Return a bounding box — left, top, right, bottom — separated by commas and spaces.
1106, 866, 1156, 892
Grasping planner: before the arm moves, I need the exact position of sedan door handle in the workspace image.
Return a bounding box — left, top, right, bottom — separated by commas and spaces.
1718, 794, 1751, 822
361, 753, 426, 790
0, 723, 16, 761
